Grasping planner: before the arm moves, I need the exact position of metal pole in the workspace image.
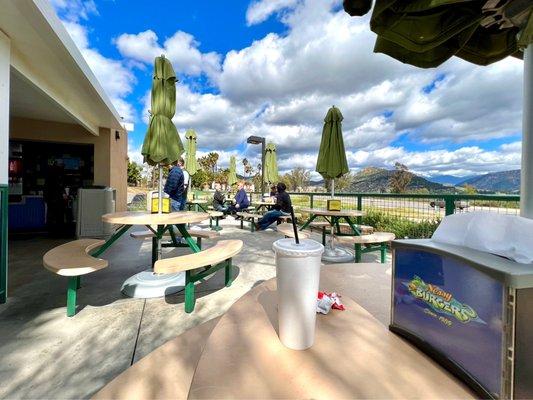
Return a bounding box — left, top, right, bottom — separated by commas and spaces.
331, 179, 335, 198
158, 164, 163, 261
521, 45, 533, 219
261, 139, 265, 199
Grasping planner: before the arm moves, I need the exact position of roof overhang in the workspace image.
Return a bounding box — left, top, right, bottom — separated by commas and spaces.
1, 0, 125, 135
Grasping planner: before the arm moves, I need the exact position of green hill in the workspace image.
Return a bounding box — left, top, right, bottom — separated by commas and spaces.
349, 167, 450, 193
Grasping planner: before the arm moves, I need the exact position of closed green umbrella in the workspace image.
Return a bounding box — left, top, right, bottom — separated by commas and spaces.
264, 142, 279, 185
141, 55, 184, 215
316, 106, 349, 197
184, 129, 199, 176
228, 156, 238, 187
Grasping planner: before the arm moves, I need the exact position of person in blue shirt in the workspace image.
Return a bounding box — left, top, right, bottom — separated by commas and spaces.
164, 159, 185, 212
227, 181, 250, 214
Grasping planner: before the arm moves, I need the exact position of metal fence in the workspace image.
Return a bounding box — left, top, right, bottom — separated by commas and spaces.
194, 190, 520, 221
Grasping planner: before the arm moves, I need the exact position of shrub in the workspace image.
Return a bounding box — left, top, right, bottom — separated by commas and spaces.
361, 209, 440, 239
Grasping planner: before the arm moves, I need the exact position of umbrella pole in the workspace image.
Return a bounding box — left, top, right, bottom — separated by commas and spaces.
157, 164, 163, 261
329, 178, 336, 251
521, 45, 533, 219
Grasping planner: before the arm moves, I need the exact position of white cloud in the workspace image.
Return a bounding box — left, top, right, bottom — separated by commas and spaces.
77, 0, 522, 177
52, 6, 137, 122
49, 0, 98, 22
114, 30, 221, 81
246, 0, 301, 25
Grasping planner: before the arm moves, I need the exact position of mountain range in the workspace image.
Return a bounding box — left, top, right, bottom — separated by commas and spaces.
308, 168, 520, 193
456, 170, 520, 192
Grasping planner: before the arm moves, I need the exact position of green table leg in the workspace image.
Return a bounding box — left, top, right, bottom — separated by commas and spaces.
299, 214, 317, 231
225, 259, 233, 287
184, 270, 195, 313
355, 244, 362, 263
176, 224, 201, 253
211, 217, 222, 231
91, 224, 132, 257
343, 217, 362, 236
67, 276, 80, 317
380, 243, 387, 263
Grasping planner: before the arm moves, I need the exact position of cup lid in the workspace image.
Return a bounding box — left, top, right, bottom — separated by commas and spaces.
272, 238, 324, 257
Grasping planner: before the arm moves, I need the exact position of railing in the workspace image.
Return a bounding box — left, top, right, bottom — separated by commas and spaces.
191, 190, 520, 239
284, 192, 520, 221
194, 190, 520, 220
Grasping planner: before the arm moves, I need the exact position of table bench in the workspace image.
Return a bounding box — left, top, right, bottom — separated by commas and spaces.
130, 228, 218, 243
276, 223, 310, 239
207, 211, 224, 231
305, 221, 374, 245
277, 213, 301, 224
337, 232, 396, 263
43, 239, 108, 317
236, 212, 263, 232
154, 240, 244, 312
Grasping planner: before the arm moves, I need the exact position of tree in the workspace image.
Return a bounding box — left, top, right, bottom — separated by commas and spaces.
283, 168, 311, 191
198, 152, 219, 173
191, 169, 211, 189
389, 162, 412, 193
127, 161, 142, 186
214, 169, 229, 184
324, 173, 354, 193
462, 184, 478, 195
242, 158, 253, 177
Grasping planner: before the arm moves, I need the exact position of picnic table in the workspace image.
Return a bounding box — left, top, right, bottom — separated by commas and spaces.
253, 200, 276, 213
299, 208, 365, 262
98, 210, 209, 298
187, 199, 209, 213
299, 208, 364, 235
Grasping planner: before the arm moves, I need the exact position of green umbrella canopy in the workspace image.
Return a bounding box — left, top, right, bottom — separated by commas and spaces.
142, 56, 184, 166
228, 156, 238, 187
316, 106, 350, 180
264, 142, 279, 185
184, 129, 199, 176
343, 0, 533, 68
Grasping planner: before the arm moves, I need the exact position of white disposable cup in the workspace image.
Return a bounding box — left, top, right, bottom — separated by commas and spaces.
272, 238, 325, 350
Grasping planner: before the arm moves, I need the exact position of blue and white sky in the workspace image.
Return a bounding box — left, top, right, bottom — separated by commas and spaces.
51, 0, 523, 179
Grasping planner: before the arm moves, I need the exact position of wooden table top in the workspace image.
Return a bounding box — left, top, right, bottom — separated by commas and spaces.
300, 207, 364, 217
189, 199, 208, 204
254, 201, 275, 206
102, 211, 209, 225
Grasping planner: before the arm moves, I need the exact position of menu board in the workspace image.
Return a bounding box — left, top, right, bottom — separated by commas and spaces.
392, 248, 505, 398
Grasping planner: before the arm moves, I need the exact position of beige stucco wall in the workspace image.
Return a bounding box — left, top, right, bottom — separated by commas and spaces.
9, 117, 127, 211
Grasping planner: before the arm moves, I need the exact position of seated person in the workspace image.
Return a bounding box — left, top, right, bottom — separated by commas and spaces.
227, 181, 250, 214
256, 182, 291, 231
212, 183, 228, 213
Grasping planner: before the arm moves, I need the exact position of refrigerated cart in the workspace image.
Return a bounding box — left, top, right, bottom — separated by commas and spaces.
391, 239, 533, 399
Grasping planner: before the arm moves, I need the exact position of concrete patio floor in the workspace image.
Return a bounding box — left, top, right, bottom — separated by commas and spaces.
0, 218, 391, 399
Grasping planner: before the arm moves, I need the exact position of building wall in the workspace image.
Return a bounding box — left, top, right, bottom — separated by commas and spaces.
9, 117, 127, 211
0, 30, 10, 185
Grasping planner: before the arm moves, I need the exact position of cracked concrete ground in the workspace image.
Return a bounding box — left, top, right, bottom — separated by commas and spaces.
0, 217, 391, 399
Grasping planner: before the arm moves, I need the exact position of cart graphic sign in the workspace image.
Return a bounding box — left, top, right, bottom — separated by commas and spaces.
392, 248, 504, 398
405, 276, 486, 324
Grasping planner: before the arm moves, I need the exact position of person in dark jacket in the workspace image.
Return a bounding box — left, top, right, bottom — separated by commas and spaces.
164, 160, 184, 212
227, 181, 250, 214
212, 183, 228, 213
256, 182, 292, 231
